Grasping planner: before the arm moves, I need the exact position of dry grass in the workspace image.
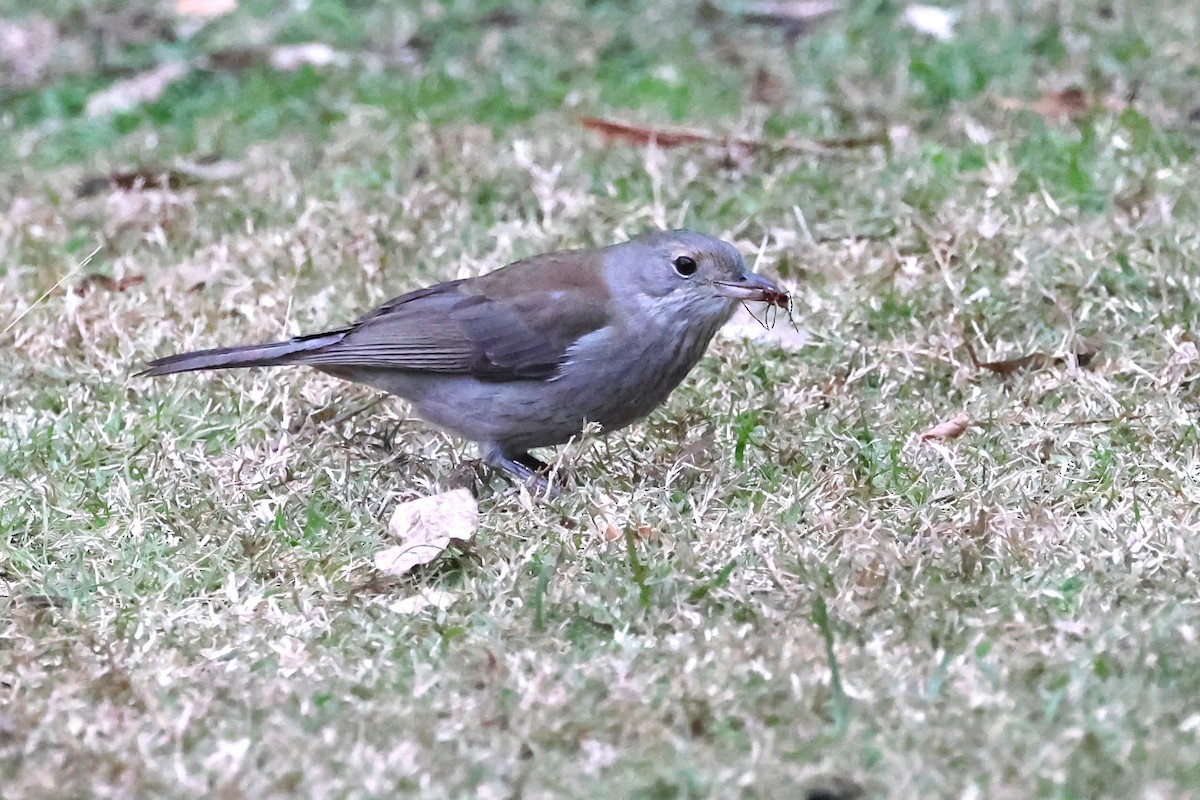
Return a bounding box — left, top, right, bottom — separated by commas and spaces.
4, 1, 1200, 797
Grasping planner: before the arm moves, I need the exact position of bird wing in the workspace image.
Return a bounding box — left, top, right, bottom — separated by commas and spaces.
298, 254, 613, 381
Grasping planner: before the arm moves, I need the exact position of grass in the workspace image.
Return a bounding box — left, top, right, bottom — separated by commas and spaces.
4, 0, 1200, 797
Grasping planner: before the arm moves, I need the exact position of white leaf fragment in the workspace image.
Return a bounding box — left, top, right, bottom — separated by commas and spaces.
902, 4, 956, 40
388, 590, 459, 615
374, 488, 478, 577
269, 43, 348, 71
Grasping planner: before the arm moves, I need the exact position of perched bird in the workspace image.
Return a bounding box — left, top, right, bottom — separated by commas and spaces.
141, 230, 788, 496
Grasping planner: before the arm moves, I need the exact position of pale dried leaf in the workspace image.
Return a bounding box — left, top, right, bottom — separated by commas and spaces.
175, 0, 236, 18
387, 590, 458, 615
374, 489, 478, 577
374, 544, 445, 576
994, 88, 1128, 121
268, 43, 348, 71
995, 87, 1088, 120
902, 4, 955, 40
590, 496, 623, 542
387, 488, 477, 544
86, 61, 191, 117
175, 158, 245, 182
920, 412, 970, 441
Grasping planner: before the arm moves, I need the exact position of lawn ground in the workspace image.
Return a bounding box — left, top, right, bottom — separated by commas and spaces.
3, 1, 1200, 797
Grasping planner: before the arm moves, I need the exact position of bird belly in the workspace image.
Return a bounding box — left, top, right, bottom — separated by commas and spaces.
319, 367, 593, 450
317, 319, 718, 452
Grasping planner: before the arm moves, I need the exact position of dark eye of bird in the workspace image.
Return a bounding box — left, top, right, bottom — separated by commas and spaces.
672, 255, 698, 277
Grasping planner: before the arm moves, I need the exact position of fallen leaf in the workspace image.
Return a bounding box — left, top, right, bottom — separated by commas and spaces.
86, 61, 191, 117
590, 498, 623, 542
597, 520, 622, 542
920, 411, 970, 441
387, 590, 458, 615
374, 489, 478, 577
579, 116, 884, 155
994, 88, 1128, 121
268, 42, 348, 71
175, 157, 245, 182
902, 4, 956, 40
174, 0, 236, 17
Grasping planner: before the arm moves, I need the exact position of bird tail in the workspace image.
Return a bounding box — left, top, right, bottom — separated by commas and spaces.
138, 331, 347, 377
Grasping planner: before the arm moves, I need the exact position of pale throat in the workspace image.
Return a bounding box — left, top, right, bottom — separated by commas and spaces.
626, 287, 733, 331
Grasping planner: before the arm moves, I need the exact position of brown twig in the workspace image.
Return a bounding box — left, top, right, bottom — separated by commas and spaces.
579, 116, 885, 155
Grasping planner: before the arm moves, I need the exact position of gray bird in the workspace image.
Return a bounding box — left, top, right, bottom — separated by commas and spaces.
141, 229, 787, 496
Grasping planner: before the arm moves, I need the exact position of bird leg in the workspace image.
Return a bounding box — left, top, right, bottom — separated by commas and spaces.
482, 444, 561, 500
513, 452, 550, 473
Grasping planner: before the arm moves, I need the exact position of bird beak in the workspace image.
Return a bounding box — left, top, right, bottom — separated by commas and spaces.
712, 272, 789, 308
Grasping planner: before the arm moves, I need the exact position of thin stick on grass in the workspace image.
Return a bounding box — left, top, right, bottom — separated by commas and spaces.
3, 245, 102, 336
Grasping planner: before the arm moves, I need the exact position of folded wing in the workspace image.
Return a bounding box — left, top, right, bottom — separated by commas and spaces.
299, 254, 612, 381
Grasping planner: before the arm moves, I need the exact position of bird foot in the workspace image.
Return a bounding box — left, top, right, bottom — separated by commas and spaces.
482, 446, 563, 500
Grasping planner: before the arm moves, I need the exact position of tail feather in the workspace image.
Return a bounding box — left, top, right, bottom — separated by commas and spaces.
138, 331, 347, 377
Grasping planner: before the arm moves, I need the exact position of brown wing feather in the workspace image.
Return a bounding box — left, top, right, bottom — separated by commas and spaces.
298, 250, 613, 381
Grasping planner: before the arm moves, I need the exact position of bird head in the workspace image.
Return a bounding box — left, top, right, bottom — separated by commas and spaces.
606, 230, 788, 326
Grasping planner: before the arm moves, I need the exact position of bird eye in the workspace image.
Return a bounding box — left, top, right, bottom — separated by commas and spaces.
672, 255, 698, 277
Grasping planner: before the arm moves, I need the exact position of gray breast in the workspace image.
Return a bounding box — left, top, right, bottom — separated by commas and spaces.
556, 315, 723, 434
